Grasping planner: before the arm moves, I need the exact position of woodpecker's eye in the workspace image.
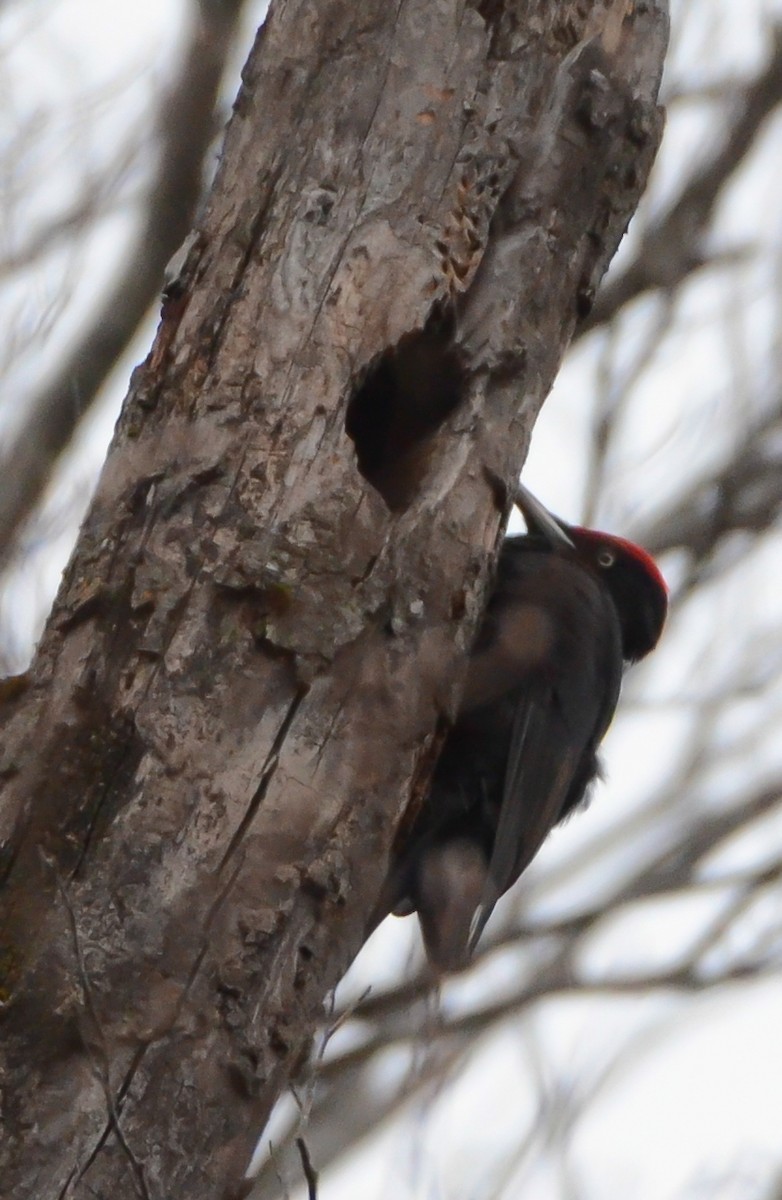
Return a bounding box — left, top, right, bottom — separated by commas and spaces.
597, 548, 616, 568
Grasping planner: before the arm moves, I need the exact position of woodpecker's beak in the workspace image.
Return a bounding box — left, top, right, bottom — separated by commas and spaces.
514, 483, 575, 550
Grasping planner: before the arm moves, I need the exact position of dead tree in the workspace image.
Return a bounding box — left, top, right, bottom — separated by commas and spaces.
0, 2, 668, 1197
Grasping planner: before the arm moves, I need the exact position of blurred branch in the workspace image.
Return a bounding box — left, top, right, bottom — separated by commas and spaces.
249, 1042, 469, 1200
323, 777, 781, 1033
582, 296, 676, 525
247, 774, 782, 1192
580, 24, 782, 334
0, 147, 139, 281
252, 944, 778, 1195
641, 397, 782, 566
0, 0, 249, 570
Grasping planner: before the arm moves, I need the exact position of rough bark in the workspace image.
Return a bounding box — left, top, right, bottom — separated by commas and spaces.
0, 2, 668, 1197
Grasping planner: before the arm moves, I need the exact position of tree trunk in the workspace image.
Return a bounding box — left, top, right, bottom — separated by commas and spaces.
0, 2, 668, 1197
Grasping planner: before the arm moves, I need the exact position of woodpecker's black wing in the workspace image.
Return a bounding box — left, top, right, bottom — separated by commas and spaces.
465, 541, 624, 948
385, 536, 626, 970
467, 682, 579, 947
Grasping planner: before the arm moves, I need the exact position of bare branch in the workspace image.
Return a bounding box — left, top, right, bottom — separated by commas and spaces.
640, 399, 782, 564
0, 0, 249, 570
580, 24, 782, 334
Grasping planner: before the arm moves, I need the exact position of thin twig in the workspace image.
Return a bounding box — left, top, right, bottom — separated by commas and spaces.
295, 1138, 318, 1200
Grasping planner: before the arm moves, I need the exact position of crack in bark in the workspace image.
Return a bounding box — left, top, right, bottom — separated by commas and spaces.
53, 867, 152, 1200
219, 687, 309, 873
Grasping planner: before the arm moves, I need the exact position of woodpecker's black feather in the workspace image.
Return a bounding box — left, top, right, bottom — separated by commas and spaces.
384, 485, 667, 971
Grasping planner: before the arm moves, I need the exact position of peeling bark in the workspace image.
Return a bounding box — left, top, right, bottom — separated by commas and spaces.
0, 2, 668, 1197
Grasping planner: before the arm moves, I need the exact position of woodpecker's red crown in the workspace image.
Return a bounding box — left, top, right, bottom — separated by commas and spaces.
565, 526, 668, 661
514, 483, 668, 663
569, 527, 667, 596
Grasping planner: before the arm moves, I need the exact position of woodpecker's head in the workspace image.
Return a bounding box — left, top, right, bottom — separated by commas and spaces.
514, 483, 668, 662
